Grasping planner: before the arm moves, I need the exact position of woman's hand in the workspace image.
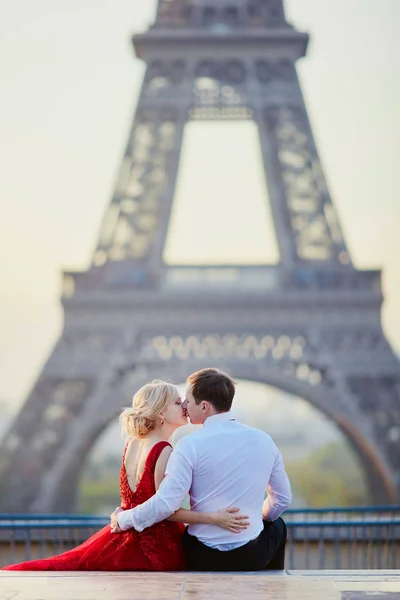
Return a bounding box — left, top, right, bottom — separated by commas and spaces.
211, 507, 250, 533
110, 506, 124, 534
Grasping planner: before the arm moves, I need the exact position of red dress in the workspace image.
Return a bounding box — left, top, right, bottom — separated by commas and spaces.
2, 441, 186, 571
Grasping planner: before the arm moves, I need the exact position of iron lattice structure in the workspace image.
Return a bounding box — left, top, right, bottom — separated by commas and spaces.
1, 0, 399, 512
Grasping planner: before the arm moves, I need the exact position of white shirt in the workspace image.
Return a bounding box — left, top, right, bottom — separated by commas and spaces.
118, 412, 292, 550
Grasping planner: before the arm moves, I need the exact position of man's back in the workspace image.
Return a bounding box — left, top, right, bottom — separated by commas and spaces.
171, 413, 291, 549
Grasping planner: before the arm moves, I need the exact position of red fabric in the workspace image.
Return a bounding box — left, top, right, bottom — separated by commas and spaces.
2, 441, 186, 571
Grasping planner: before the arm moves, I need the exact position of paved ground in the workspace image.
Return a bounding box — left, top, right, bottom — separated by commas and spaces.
0, 570, 399, 600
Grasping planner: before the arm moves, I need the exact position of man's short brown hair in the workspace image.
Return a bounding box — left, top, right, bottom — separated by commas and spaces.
186, 368, 235, 412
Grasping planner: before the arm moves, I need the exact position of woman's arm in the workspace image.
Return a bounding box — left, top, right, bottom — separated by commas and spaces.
168, 506, 249, 533
154, 447, 249, 533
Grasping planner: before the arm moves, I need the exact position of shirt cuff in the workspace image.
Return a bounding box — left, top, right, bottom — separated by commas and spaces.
117, 509, 141, 532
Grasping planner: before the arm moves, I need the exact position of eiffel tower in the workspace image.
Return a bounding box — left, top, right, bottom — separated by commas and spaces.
1, 0, 399, 513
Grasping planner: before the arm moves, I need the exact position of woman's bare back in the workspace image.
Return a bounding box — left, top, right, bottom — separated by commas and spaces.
124, 437, 164, 492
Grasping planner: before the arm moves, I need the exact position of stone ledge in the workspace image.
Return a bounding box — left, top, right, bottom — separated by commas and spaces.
1, 570, 399, 600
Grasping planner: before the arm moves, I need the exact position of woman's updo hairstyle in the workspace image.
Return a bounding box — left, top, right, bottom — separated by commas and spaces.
120, 380, 179, 439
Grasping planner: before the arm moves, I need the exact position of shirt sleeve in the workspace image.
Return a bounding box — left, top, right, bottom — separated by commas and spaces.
117, 440, 194, 532
262, 448, 292, 521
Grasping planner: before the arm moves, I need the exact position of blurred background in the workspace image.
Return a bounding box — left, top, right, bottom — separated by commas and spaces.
0, 0, 399, 514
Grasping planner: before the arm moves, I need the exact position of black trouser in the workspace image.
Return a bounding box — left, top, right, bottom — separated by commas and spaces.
183, 518, 287, 572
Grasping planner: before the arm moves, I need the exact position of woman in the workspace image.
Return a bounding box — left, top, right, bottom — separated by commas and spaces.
2, 380, 248, 571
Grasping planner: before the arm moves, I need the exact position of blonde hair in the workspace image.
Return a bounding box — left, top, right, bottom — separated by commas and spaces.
120, 380, 179, 439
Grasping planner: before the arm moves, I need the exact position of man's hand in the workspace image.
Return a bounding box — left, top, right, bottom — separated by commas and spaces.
110, 506, 124, 534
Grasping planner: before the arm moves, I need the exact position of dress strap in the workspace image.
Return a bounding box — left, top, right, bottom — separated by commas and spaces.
145, 441, 172, 472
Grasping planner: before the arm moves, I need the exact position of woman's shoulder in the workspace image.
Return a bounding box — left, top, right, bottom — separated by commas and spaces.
146, 440, 172, 463
155, 443, 173, 463
151, 439, 172, 452
153, 443, 173, 490
122, 437, 135, 460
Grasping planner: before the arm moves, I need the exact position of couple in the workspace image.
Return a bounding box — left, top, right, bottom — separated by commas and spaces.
3, 368, 291, 572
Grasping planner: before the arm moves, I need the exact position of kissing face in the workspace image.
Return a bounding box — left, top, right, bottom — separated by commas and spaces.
162, 395, 188, 428
182, 385, 205, 425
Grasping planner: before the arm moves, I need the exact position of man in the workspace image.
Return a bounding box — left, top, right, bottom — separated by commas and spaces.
111, 368, 292, 571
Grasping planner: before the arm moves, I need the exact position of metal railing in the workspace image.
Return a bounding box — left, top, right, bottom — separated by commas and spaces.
1, 506, 399, 570
284, 506, 400, 569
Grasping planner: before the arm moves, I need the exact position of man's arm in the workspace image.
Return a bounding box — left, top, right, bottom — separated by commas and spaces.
117, 442, 194, 532
262, 449, 292, 521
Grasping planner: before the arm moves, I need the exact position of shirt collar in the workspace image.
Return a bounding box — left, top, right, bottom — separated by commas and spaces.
203, 411, 235, 428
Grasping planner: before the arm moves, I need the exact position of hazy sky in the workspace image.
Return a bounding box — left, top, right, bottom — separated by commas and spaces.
0, 0, 399, 410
